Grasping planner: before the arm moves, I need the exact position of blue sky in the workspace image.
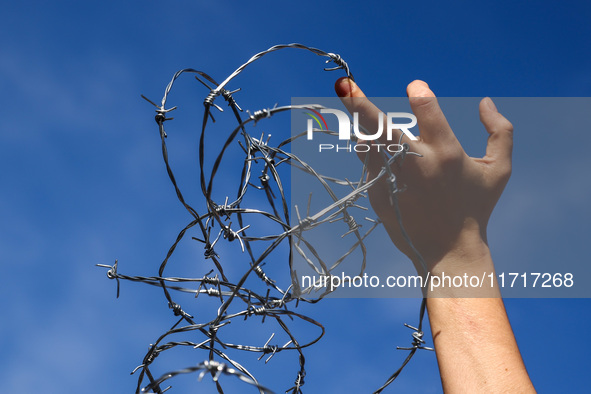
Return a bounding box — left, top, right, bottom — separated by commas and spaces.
1, 1, 590, 393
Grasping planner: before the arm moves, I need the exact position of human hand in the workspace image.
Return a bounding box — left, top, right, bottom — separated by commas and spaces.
334, 78, 514, 276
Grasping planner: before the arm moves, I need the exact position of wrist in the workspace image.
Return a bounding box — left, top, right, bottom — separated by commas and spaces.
423, 229, 500, 297
430, 231, 491, 275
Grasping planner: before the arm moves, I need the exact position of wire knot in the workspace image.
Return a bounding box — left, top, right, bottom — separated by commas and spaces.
145, 349, 160, 364
254, 264, 276, 285
259, 173, 271, 184
250, 108, 272, 124
96, 260, 121, 298
396, 323, 434, 351
169, 302, 182, 316
106, 264, 117, 279
214, 202, 231, 220
290, 371, 305, 392
341, 214, 361, 238
204, 90, 219, 106
386, 174, 406, 195
298, 217, 315, 230
221, 222, 250, 252
344, 215, 359, 230
203, 243, 218, 259
220, 87, 243, 112
168, 302, 193, 319
325, 53, 354, 81
206, 287, 221, 297
202, 275, 220, 285
249, 305, 266, 315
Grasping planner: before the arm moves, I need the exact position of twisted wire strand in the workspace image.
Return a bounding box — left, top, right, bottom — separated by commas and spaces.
99, 43, 432, 393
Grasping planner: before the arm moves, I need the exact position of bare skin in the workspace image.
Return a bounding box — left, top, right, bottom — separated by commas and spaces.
334, 77, 535, 393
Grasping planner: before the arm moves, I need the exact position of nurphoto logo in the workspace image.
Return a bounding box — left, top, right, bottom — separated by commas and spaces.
305, 108, 418, 153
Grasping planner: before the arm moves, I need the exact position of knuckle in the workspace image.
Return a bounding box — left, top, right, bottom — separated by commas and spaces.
500, 163, 512, 180
491, 162, 512, 187
490, 117, 514, 135
501, 118, 514, 134
409, 95, 433, 110
438, 147, 464, 168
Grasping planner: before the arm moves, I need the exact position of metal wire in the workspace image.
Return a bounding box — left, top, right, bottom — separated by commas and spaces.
98, 43, 432, 393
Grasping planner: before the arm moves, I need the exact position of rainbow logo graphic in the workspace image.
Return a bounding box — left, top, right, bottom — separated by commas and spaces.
304, 109, 328, 131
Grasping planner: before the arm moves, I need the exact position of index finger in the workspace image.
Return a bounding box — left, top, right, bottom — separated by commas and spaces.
334, 77, 390, 172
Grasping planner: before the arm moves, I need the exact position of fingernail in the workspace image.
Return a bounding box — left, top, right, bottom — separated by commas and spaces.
484, 97, 498, 112
407, 80, 435, 98
335, 77, 356, 97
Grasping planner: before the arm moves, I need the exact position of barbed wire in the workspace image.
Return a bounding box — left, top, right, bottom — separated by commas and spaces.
98, 43, 433, 393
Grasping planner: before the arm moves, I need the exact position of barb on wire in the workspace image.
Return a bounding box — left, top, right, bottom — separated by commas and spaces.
142, 360, 274, 394
99, 43, 431, 394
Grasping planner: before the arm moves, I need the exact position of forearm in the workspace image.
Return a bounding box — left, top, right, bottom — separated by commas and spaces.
426, 244, 535, 393
334, 77, 529, 391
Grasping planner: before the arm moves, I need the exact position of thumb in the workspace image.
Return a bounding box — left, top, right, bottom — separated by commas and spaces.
479, 97, 513, 174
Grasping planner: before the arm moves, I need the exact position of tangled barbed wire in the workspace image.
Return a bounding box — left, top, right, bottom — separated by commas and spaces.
98, 43, 433, 393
